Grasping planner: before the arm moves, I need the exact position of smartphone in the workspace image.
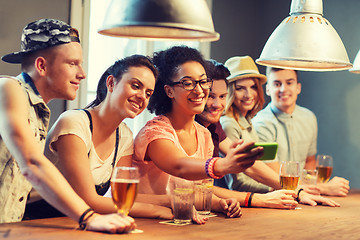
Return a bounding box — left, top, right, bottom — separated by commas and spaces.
247, 142, 278, 160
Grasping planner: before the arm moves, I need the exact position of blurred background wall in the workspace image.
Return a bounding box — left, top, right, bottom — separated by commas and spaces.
210, 0, 360, 188
0, 0, 70, 127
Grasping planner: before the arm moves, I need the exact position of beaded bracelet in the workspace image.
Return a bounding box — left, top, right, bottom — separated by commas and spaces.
206, 157, 224, 179
210, 157, 224, 179
248, 192, 255, 207
296, 188, 304, 202
207, 157, 217, 178
244, 192, 251, 207
205, 158, 213, 178
78, 208, 95, 230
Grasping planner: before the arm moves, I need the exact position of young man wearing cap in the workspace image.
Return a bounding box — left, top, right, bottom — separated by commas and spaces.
0, 19, 135, 232
252, 67, 350, 197
195, 59, 340, 208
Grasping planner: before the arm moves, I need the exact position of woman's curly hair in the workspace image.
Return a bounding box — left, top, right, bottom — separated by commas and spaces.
148, 45, 207, 115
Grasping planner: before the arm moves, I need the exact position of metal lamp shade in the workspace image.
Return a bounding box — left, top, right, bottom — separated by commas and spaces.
349, 50, 360, 74
98, 0, 220, 41
256, 0, 352, 71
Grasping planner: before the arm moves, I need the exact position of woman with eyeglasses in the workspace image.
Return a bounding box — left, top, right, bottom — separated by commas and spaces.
133, 46, 265, 223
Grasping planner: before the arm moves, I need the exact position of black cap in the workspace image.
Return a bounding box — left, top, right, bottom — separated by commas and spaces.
2, 18, 80, 64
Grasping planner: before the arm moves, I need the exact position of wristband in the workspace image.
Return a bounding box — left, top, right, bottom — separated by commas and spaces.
205, 158, 213, 178
296, 188, 304, 202
248, 192, 255, 207
78, 208, 95, 230
244, 192, 251, 207
207, 157, 224, 179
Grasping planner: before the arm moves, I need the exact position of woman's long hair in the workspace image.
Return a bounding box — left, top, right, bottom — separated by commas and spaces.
224, 77, 265, 123
86, 55, 158, 108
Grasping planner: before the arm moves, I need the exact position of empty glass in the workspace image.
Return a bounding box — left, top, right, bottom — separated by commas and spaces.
301, 169, 318, 185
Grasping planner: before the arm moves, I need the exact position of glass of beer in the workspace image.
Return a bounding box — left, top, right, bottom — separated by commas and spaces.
280, 161, 301, 190
316, 155, 333, 183
110, 166, 139, 216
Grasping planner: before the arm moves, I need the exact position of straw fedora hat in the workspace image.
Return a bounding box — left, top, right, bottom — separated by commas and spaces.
224, 56, 267, 85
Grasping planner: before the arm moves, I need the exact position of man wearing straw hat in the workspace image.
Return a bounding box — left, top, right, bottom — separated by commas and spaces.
0, 18, 135, 232
253, 67, 350, 197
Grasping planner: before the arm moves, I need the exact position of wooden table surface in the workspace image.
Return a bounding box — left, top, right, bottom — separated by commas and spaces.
2, 190, 360, 240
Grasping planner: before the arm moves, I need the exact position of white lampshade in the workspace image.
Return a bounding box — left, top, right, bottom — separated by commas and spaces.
256, 0, 352, 71
98, 0, 219, 42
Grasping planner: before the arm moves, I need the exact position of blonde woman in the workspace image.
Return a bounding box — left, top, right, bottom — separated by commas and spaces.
220, 56, 270, 193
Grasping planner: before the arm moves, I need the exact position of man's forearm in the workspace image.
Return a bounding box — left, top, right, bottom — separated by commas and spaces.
213, 186, 247, 205
22, 156, 90, 222
244, 161, 281, 190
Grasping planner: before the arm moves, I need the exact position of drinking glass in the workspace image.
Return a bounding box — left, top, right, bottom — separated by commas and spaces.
300, 169, 318, 185
280, 161, 301, 209
316, 155, 333, 183
171, 178, 194, 225
110, 166, 139, 216
279, 161, 301, 190
194, 178, 214, 215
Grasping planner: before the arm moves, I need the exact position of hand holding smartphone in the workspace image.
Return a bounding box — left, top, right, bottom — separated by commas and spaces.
247, 142, 278, 160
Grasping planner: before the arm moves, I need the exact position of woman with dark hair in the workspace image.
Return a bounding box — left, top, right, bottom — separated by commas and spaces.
45, 55, 173, 219
133, 46, 265, 223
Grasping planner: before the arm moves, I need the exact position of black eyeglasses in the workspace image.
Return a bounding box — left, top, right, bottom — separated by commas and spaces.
168, 78, 213, 91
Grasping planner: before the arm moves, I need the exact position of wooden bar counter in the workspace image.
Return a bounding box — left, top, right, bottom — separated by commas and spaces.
1, 190, 360, 240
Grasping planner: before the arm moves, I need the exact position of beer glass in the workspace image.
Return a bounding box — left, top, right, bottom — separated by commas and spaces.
316, 155, 333, 183
279, 161, 301, 190
110, 166, 139, 216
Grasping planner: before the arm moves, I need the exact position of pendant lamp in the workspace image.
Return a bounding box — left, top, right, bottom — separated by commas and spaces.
349, 50, 360, 73
256, 0, 352, 71
98, 0, 219, 41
